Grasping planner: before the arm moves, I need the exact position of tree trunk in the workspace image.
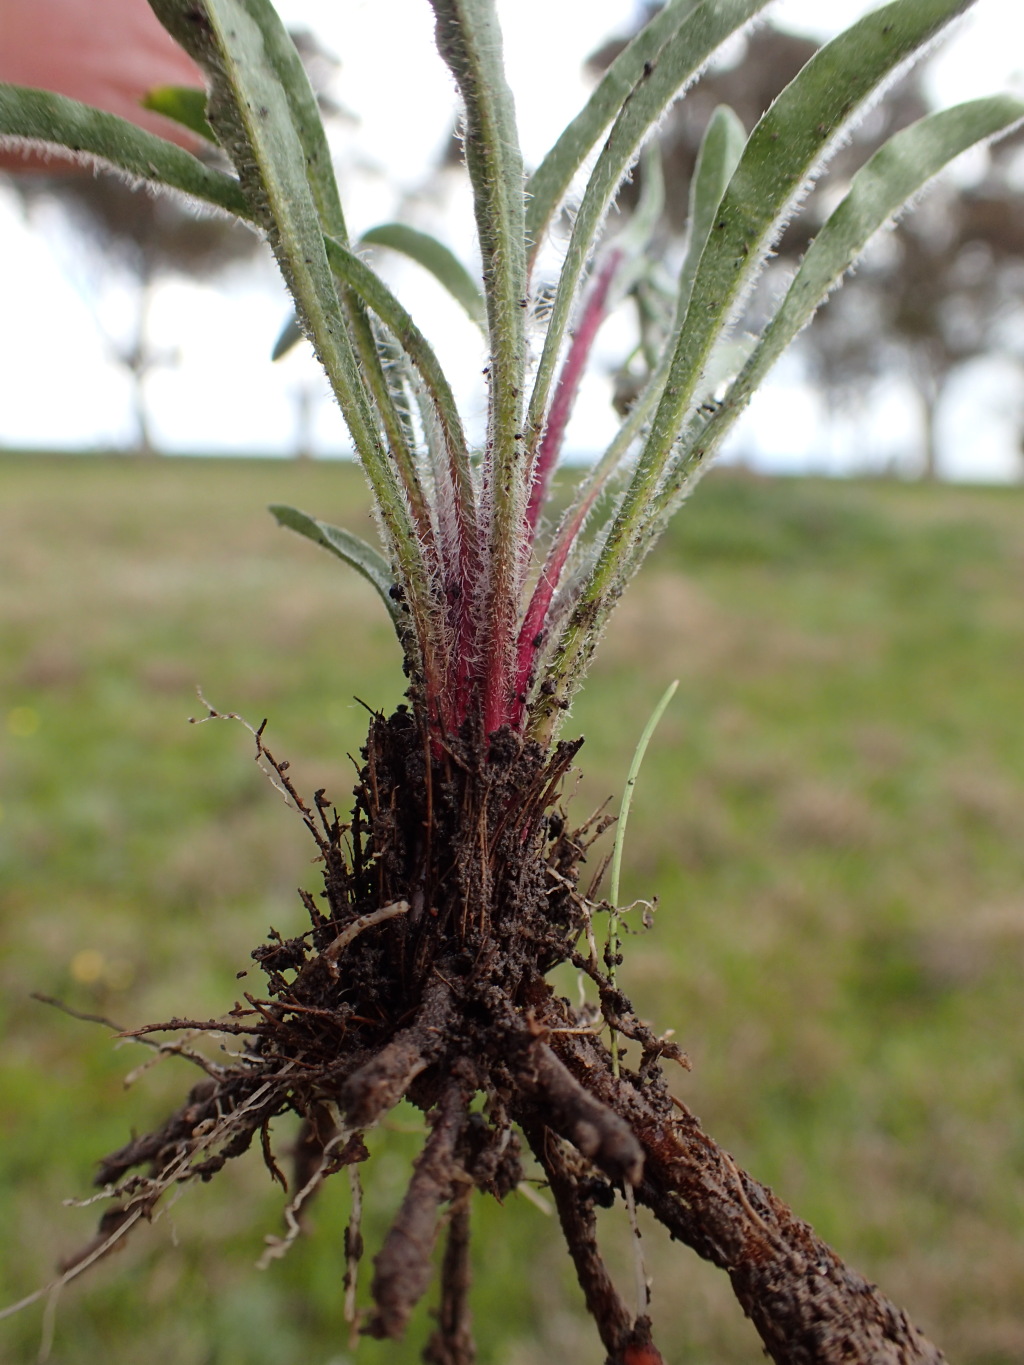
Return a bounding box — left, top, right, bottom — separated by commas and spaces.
126, 272, 157, 456
914, 361, 941, 482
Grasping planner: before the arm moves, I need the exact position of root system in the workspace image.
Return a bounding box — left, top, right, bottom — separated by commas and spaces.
50, 710, 945, 1365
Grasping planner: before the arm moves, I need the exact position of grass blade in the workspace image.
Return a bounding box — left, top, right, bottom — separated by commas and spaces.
609, 678, 679, 909
606, 679, 679, 1078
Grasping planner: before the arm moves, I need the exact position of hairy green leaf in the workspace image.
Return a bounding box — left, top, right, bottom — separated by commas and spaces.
525, 0, 701, 262
148, 0, 443, 706
570, 103, 746, 514
429, 0, 528, 729
605, 142, 666, 304
361, 223, 487, 331
325, 235, 476, 550
228, 3, 439, 570
638, 0, 978, 501
228, 2, 432, 559
535, 0, 981, 740
225, 0, 348, 240
526, 0, 770, 456
271, 314, 304, 361
0, 83, 247, 216
650, 92, 1024, 533
211, 6, 432, 561
676, 104, 747, 322
522, 110, 746, 720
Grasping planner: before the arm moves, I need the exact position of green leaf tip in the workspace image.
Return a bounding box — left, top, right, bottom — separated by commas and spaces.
140, 85, 217, 144
361, 223, 487, 331
0, 83, 248, 217
271, 315, 304, 362
269, 504, 405, 633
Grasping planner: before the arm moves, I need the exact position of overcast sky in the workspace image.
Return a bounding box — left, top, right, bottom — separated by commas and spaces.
1, 0, 1022, 476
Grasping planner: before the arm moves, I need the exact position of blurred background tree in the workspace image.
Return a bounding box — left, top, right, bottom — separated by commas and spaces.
0, 15, 338, 455
790, 149, 1024, 480
5, 175, 258, 454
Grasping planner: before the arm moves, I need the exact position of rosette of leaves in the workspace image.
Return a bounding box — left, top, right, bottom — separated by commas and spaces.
2, 2, 1020, 1361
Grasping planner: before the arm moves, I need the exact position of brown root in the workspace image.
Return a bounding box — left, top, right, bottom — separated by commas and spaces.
541, 1023, 946, 1365
341, 979, 455, 1129
368, 1082, 469, 1340
423, 1188, 475, 1365
522, 1122, 641, 1364
523, 1042, 643, 1186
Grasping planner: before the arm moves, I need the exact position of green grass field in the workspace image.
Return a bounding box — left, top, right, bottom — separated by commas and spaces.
1, 454, 1022, 1364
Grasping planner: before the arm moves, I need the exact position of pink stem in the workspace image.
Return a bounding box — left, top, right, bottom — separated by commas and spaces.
477, 251, 623, 736
510, 484, 600, 729
503, 250, 623, 729
443, 486, 482, 733
525, 249, 622, 545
